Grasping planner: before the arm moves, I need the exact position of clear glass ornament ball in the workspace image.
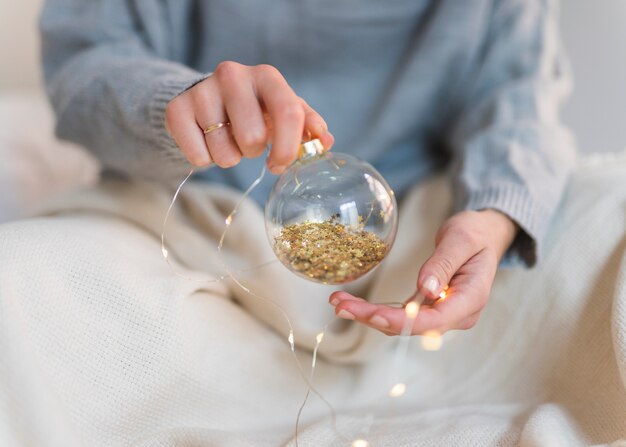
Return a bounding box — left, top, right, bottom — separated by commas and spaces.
265, 139, 398, 285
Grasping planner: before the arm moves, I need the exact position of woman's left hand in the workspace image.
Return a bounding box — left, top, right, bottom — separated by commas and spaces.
329, 209, 519, 335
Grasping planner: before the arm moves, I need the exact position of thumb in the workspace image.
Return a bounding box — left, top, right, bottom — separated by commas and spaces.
418, 226, 480, 299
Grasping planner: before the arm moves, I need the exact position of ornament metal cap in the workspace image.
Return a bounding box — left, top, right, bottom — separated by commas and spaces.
298, 138, 324, 159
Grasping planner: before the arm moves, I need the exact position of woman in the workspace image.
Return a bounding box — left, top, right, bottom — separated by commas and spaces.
10, 1, 625, 446
40, 0, 574, 334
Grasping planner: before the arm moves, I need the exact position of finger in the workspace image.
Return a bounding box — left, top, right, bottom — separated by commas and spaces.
328, 290, 367, 307
334, 297, 431, 335
330, 294, 397, 336
417, 225, 482, 299
192, 87, 242, 168
219, 66, 268, 158
332, 292, 420, 335
333, 297, 425, 335
342, 295, 457, 335
165, 96, 211, 166
254, 65, 305, 173
332, 293, 393, 331
262, 112, 274, 144
330, 292, 374, 318
301, 98, 334, 150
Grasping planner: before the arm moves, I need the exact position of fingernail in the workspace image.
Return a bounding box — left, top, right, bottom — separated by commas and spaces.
191, 152, 211, 167
337, 309, 355, 320
369, 315, 390, 328
423, 276, 439, 295
330, 298, 340, 306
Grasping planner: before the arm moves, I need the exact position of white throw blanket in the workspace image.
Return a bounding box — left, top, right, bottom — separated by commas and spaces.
0, 152, 625, 446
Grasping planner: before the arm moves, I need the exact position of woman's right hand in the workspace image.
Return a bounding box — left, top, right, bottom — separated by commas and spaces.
165, 61, 334, 174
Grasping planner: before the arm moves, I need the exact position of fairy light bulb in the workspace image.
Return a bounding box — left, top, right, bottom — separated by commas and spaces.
316, 332, 325, 344
388, 382, 406, 397
265, 139, 398, 285
421, 330, 443, 351
405, 301, 419, 319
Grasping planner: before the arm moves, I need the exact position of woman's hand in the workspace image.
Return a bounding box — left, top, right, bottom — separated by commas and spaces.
329, 209, 519, 335
165, 61, 334, 174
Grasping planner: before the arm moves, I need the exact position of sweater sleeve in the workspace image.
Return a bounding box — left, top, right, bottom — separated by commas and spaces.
447, 0, 576, 267
39, 0, 209, 182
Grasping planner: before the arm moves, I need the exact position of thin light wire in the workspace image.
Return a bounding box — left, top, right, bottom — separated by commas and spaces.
160, 158, 347, 445
160, 154, 440, 447
347, 291, 425, 445
160, 169, 277, 282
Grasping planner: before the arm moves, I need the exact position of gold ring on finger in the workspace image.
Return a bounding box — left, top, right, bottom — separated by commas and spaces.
203, 121, 231, 135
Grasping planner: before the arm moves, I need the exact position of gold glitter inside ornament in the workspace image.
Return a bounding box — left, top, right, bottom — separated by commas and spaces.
265, 139, 398, 285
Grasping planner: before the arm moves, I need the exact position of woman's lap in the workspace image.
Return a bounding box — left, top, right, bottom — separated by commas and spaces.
0, 213, 316, 445
1, 154, 625, 445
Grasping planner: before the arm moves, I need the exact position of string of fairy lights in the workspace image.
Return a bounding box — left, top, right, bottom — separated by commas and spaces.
160, 156, 447, 447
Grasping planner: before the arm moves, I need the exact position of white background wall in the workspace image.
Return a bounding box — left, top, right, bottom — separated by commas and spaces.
0, 0, 624, 153
0, 0, 43, 92
560, 0, 626, 153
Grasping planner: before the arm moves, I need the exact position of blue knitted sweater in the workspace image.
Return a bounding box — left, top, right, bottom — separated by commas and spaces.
40, 0, 576, 265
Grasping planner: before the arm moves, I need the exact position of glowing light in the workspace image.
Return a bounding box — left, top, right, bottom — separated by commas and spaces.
288, 331, 294, 347
421, 330, 442, 351
225, 215, 233, 226
388, 382, 406, 397
316, 332, 325, 344
439, 290, 447, 300
405, 301, 419, 319
352, 439, 370, 447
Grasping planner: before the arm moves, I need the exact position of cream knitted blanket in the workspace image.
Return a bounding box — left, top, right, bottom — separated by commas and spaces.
0, 153, 625, 446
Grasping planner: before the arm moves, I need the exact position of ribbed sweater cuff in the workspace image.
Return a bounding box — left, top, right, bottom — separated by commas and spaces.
148, 72, 212, 164
463, 184, 549, 267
